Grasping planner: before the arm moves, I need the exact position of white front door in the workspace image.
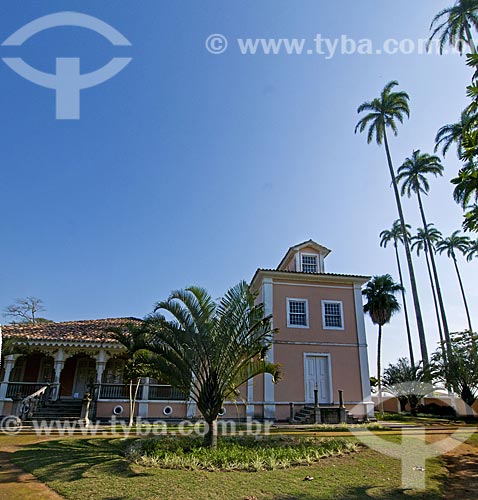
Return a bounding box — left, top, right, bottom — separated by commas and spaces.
305, 355, 332, 404
73, 358, 97, 398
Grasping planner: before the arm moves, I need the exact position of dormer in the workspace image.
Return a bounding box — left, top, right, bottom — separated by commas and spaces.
277, 239, 331, 274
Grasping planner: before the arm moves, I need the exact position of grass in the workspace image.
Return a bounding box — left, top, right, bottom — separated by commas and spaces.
278, 423, 388, 432
126, 435, 357, 471
376, 412, 474, 424
10, 435, 446, 500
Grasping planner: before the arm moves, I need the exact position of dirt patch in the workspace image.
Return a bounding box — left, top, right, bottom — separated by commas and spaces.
443, 441, 478, 500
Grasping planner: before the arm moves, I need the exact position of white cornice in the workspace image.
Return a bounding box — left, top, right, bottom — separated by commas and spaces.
251, 269, 370, 291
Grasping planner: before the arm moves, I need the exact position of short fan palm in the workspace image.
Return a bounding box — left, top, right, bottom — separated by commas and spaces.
144, 282, 281, 448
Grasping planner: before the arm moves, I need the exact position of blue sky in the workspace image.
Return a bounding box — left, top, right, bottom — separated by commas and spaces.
0, 1, 476, 371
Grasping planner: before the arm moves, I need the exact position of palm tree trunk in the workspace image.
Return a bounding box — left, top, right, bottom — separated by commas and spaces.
464, 23, 477, 55
129, 379, 141, 427
377, 325, 383, 414
394, 242, 415, 366
416, 191, 452, 355
452, 256, 474, 334
205, 418, 218, 448
129, 380, 134, 427
424, 248, 445, 347
383, 131, 429, 368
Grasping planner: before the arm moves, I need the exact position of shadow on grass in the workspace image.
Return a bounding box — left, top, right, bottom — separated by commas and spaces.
11, 438, 139, 483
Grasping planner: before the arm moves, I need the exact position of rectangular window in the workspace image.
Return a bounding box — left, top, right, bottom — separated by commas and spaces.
287, 299, 309, 328
322, 301, 344, 330
302, 254, 318, 273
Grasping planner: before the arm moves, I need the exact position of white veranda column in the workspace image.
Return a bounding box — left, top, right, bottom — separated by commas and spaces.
0, 354, 21, 414
52, 349, 66, 401
262, 278, 275, 420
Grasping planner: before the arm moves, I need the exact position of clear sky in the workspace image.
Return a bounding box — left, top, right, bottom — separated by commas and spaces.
1, 1, 476, 372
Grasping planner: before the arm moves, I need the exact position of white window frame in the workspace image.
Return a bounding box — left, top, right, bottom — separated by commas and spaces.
300, 253, 319, 274
321, 300, 344, 330
286, 298, 309, 329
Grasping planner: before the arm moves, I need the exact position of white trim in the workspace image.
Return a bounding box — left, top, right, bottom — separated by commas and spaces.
321, 300, 344, 331
303, 352, 333, 404
353, 284, 373, 418
286, 298, 309, 329
246, 378, 254, 417
163, 405, 173, 416
138, 402, 149, 417
300, 252, 319, 273
276, 281, 351, 290
275, 341, 364, 347
263, 278, 275, 419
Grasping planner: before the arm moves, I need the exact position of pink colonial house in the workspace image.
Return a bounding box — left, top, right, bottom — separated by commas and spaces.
0, 240, 373, 422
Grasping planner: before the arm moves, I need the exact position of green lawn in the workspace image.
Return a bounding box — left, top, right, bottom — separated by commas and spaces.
10, 436, 446, 500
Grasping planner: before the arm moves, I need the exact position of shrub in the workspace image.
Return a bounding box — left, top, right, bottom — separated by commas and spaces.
126, 435, 358, 471
416, 403, 457, 417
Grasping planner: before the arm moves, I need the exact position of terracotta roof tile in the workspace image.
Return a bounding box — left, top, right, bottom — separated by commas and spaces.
2, 317, 142, 343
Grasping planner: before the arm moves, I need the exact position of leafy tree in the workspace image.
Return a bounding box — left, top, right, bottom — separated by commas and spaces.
109, 322, 153, 426
379, 220, 415, 366
466, 237, 478, 259
363, 275, 403, 414
436, 231, 474, 334
396, 150, 451, 353
436, 112, 478, 158
452, 161, 478, 207
356, 81, 429, 367
144, 282, 282, 448
428, 0, 478, 55
430, 332, 478, 408
411, 226, 446, 349
463, 205, 478, 231
382, 358, 431, 415
451, 161, 478, 231
435, 111, 478, 158
3, 297, 52, 324
369, 376, 378, 393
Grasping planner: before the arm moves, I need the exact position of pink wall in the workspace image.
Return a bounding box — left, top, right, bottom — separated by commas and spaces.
271, 279, 364, 404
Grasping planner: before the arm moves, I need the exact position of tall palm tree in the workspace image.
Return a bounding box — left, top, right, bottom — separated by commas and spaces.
379, 221, 415, 366
435, 111, 478, 158
429, 0, 478, 55
145, 282, 281, 448
356, 81, 429, 367
363, 275, 403, 414
466, 237, 478, 260
396, 150, 452, 353
436, 231, 474, 334
411, 226, 445, 348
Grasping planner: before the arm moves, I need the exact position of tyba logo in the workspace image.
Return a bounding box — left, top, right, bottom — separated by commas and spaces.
2, 12, 132, 119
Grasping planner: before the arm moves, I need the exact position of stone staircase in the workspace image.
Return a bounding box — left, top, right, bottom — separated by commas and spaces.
292, 405, 361, 425
27, 399, 83, 421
